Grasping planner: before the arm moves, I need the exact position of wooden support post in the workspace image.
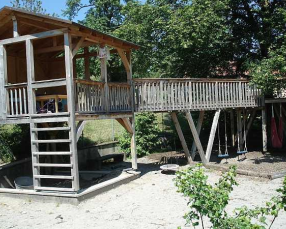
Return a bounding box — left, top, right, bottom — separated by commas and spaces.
191, 111, 205, 160
242, 110, 256, 145
205, 110, 221, 162
26, 39, 40, 188
237, 109, 242, 150
84, 47, 90, 80
262, 108, 267, 152
130, 115, 137, 170
12, 16, 19, 37
76, 120, 86, 142
171, 112, 193, 164
230, 110, 235, 147
100, 46, 109, 112
64, 32, 80, 191
0, 45, 7, 119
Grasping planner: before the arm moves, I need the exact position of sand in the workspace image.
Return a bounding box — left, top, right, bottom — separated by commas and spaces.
0, 156, 285, 229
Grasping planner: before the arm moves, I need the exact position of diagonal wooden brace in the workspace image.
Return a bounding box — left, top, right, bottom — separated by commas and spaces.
191, 111, 205, 160
185, 111, 207, 164
205, 110, 221, 162
171, 112, 192, 164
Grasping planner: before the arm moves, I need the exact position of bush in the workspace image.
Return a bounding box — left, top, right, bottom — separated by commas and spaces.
119, 112, 161, 157
175, 164, 286, 229
0, 124, 30, 163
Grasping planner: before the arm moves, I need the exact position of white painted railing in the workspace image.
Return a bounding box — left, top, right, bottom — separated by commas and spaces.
5, 83, 28, 117
134, 78, 263, 112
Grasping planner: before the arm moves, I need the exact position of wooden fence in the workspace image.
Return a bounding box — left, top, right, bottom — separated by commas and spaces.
134, 78, 263, 112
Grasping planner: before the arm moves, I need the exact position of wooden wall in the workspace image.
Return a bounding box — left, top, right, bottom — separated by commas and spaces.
7, 53, 67, 95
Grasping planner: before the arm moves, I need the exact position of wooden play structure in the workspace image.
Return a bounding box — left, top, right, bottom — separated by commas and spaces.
0, 7, 269, 197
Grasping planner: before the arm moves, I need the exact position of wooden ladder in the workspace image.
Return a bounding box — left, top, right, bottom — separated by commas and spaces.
30, 120, 79, 192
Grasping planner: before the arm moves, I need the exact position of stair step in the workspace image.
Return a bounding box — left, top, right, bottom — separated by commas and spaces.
32, 139, 71, 144
34, 175, 73, 180
34, 186, 75, 192
30, 112, 70, 118
33, 151, 72, 156
32, 117, 69, 123
31, 127, 71, 132
33, 163, 72, 168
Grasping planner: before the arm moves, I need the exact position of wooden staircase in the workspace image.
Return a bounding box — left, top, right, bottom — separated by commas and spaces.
30, 118, 79, 192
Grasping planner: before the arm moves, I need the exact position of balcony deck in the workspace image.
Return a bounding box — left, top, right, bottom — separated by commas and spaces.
0, 78, 264, 124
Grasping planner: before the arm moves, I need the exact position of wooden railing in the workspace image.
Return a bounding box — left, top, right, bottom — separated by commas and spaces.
108, 83, 131, 112
74, 79, 132, 113
134, 78, 263, 112
75, 79, 105, 113
5, 83, 29, 117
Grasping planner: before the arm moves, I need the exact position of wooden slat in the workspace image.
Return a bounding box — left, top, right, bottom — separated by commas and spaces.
33, 163, 72, 168
32, 139, 71, 144
33, 151, 72, 156
34, 186, 75, 192
31, 127, 70, 131
34, 175, 73, 180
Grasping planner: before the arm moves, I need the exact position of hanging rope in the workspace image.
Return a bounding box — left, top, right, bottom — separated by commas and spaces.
218, 110, 229, 158
224, 111, 229, 156
243, 109, 248, 152
237, 109, 248, 156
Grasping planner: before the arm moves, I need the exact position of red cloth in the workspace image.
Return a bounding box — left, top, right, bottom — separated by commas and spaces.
271, 117, 283, 148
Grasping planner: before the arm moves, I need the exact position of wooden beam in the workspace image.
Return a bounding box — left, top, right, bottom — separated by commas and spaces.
171, 112, 192, 164
121, 118, 133, 134
35, 45, 64, 54
237, 109, 242, 150
100, 47, 109, 112
117, 48, 130, 73
0, 28, 68, 45
12, 16, 19, 37
0, 45, 7, 119
72, 37, 85, 58
185, 112, 206, 164
242, 110, 256, 145
262, 108, 267, 152
64, 32, 80, 191
230, 110, 235, 147
205, 110, 221, 162
26, 39, 40, 188
191, 111, 205, 160
76, 120, 86, 142
130, 116, 138, 170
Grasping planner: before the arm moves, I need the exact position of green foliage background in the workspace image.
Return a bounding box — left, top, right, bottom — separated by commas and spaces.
119, 112, 161, 157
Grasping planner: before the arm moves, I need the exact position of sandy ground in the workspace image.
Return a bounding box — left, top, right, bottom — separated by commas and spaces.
208, 150, 286, 174
0, 156, 286, 229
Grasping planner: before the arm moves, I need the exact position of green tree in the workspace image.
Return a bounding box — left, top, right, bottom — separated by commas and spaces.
10, 0, 46, 14
119, 112, 161, 157
64, 0, 286, 91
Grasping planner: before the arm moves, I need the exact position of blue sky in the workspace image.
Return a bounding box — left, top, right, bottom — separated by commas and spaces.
0, 0, 90, 21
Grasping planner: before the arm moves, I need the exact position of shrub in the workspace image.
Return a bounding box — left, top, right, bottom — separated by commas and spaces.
0, 124, 30, 163
119, 112, 161, 157
175, 164, 286, 229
